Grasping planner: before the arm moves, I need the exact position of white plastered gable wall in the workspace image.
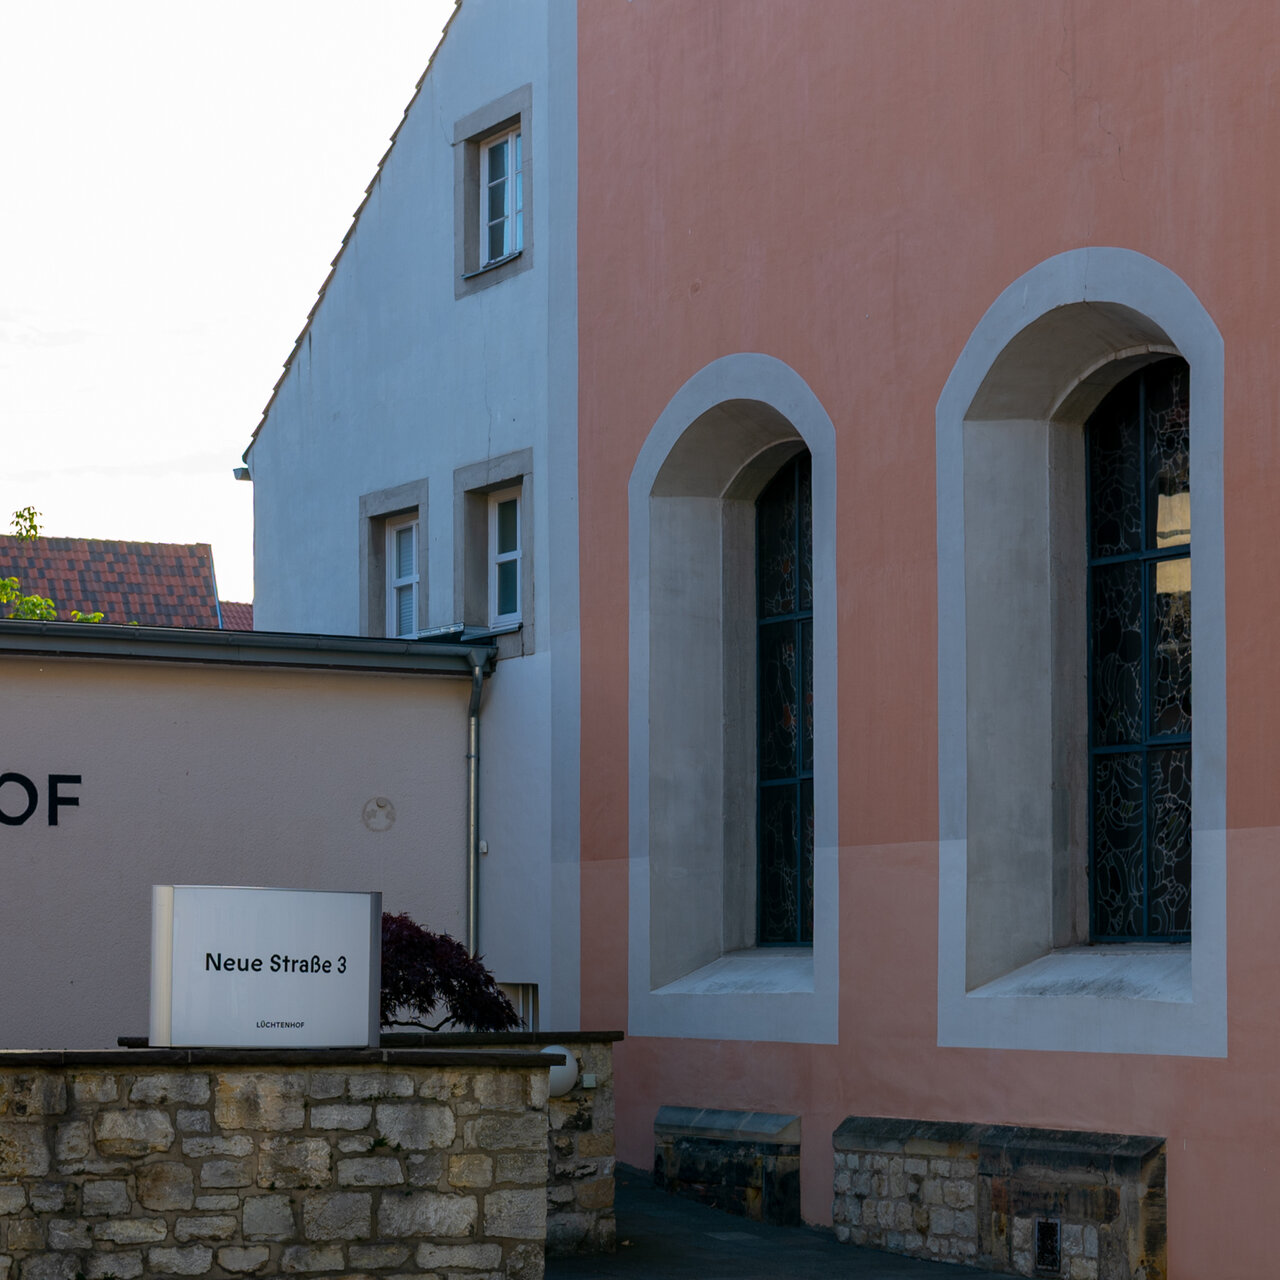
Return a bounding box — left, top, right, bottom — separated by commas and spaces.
935, 248, 1226, 1056
245, 0, 581, 1030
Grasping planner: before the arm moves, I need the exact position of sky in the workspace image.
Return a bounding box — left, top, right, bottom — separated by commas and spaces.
1, 1, 457, 603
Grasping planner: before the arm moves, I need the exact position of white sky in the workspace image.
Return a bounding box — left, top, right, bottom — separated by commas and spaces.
0, 1, 457, 603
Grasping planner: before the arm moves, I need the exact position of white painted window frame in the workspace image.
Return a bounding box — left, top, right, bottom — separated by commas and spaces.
488, 487, 522, 628
481, 128, 523, 267
386, 515, 420, 639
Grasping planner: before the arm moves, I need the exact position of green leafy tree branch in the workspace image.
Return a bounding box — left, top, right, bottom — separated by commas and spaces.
3, 507, 103, 622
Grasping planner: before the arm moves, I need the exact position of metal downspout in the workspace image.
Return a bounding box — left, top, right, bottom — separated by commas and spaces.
466, 653, 486, 957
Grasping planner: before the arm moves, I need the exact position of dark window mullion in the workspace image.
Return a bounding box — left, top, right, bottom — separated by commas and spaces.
1089, 546, 1191, 569
1092, 738, 1189, 755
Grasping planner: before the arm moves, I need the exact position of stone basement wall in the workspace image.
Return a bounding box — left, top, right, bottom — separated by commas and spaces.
383, 1032, 620, 1256
832, 1117, 1167, 1280
0, 1047, 561, 1280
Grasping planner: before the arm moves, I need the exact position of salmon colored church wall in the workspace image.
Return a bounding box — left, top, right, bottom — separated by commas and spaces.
577, 3, 1280, 1275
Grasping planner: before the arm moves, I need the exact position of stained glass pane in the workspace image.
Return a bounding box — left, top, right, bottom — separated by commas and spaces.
1092, 752, 1145, 938
1091, 561, 1143, 746
798, 454, 813, 611
1087, 358, 1192, 941
757, 465, 797, 618
799, 780, 814, 944
756, 452, 813, 947
1088, 376, 1142, 558
1146, 361, 1191, 551
801, 618, 813, 773
758, 622, 799, 781
758, 785, 798, 945
1150, 558, 1191, 737
1148, 749, 1191, 936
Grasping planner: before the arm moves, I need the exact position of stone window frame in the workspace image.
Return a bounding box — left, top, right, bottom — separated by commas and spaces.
454, 448, 535, 660
454, 85, 534, 299
935, 247, 1226, 1057
627, 353, 839, 1045
359, 478, 429, 638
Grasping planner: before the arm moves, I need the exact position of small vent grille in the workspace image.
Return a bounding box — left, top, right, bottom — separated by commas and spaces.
1034, 1218, 1062, 1273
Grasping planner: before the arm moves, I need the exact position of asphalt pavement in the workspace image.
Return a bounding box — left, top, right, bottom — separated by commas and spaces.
546, 1165, 1005, 1280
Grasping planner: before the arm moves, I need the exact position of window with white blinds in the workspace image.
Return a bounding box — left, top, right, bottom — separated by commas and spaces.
488, 488, 521, 626
386, 516, 419, 637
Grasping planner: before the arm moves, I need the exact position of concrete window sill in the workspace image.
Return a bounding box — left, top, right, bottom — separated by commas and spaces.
653, 947, 814, 997
969, 943, 1192, 1004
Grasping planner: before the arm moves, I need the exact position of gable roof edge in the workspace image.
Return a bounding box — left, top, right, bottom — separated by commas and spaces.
244, 0, 463, 461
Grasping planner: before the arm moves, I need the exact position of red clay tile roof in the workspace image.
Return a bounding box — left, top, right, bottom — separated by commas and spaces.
219, 600, 254, 631
0, 536, 222, 628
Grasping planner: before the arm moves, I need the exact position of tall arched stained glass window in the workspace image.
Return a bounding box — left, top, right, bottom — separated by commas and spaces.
1087, 357, 1192, 940
756, 451, 814, 945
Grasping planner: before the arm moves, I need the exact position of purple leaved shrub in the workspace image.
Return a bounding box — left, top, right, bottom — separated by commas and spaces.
381, 911, 521, 1032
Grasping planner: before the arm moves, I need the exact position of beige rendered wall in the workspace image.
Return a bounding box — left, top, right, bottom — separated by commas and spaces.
577, 3, 1280, 1276
0, 655, 471, 1049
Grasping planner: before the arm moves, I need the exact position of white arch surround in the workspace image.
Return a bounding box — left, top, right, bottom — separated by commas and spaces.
936, 248, 1227, 1056
628, 354, 839, 1044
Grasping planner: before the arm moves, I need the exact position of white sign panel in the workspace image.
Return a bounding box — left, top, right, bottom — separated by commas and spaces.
150, 885, 381, 1048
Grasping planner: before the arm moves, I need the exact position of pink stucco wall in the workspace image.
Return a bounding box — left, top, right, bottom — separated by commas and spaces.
576, 3, 1280, 1274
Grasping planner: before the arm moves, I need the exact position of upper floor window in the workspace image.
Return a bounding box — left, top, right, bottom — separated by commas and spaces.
387, 515, 420, 638
1087, 357, 1191, 940
756, 452, 814, 945
453, 86, 533, 298
481, 129, 523, 267
488, 487, 522, 627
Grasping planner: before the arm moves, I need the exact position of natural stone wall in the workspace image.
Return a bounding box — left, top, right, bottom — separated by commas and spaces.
384, 1032, 619, 1256
543, 1039, 615, 1255
0, 1049, 556, 1280
653, 1108, 801, 1227
832, 1117, 1166, 1280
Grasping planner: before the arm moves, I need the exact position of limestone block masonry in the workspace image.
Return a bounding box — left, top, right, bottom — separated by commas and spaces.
832, 1118, 1166, 1280
0, 1048, 561, 1280
653, 1107, 800, 1226
382, 1032, 620, 1256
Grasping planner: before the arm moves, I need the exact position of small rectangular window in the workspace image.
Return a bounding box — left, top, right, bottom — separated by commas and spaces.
482, 129, 523, 266
489, 488, 521, 627
387, 516, 420, 638
454, 86, 532, 297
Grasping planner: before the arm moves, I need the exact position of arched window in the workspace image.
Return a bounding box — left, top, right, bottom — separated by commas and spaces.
628, 354, 839, 1044
935, 248, 1225, 1057
1087, 358, 1191, 940
756, 452, 814, 944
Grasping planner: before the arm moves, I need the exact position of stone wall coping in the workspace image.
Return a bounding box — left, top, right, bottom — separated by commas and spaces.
382, 1029, 625, 1047
0, 1045, 560, 1069
834, 1115, 1164, 1170
833, 1116, 984, 1152
655, 1104, 801, 1145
